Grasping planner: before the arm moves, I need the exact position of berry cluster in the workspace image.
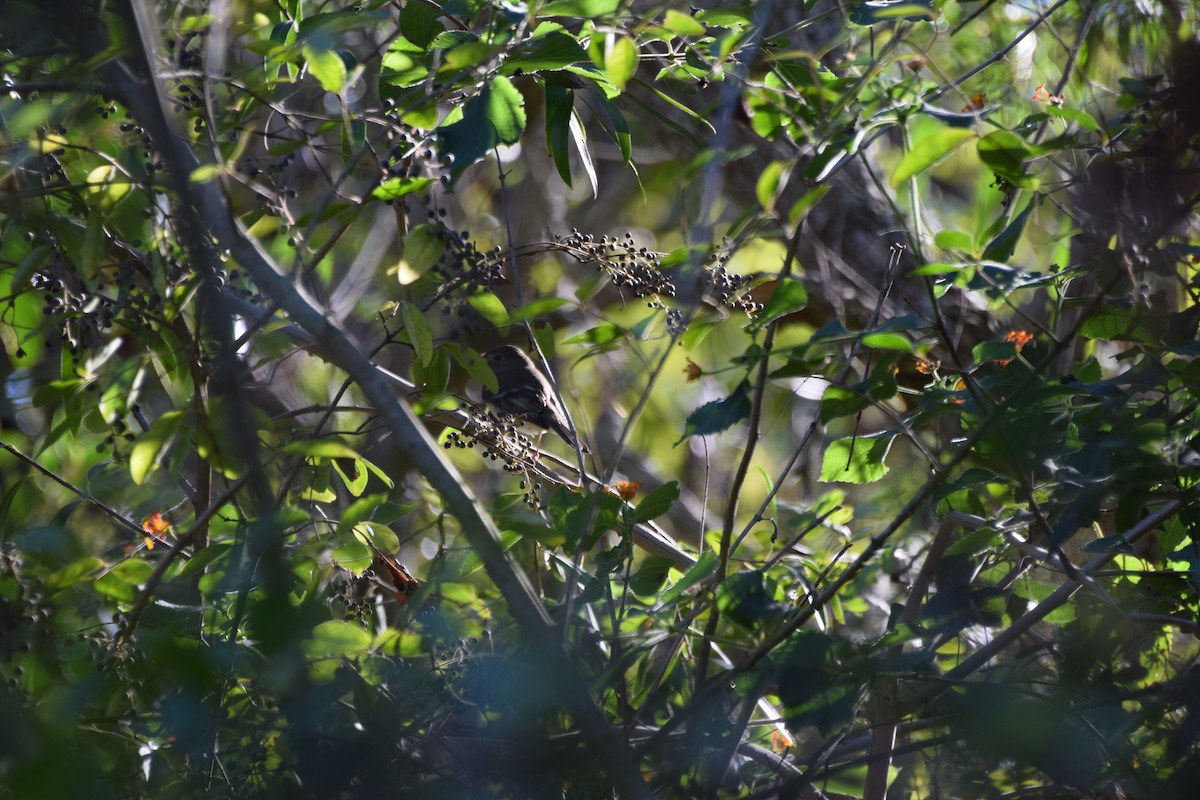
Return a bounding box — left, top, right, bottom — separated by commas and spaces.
379, 105, 437, 182
707, 260, 763, 317
330, 569, 379, 627
443, 414, 547, 510
0, 548, 52, 665
555, 230, 676, 310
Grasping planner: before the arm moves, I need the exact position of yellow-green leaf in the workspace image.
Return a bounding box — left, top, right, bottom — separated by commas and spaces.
891, 128, 976, 186
605, 36, 637, 91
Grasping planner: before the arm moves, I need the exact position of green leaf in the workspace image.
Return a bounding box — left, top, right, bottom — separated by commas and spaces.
1042, 104, 1101, 134
400, 300, 434, 366
934, 230, 974, 252
677, 382, 751, 443
748, 277, 808, 332
10, 244, 51, 295
413, 346, 451, 396
333, 530, 373, 576
819, 435, 895, 484
661, 550, 719, 604
282, 439, 361, 460
663, 9, 706, 36
332, 457, 368, 497
130, 410, 188, 485
588, 88, 634, 161
371, 177, 435, 201
305, 620, 372, 658
972, 340, 1019, 364
352, 521, 400, 554
430, 30, 479, 49
718, 570, 785, 629
511, 297, 571, 322
545, 81, 574, 186
79, 211, 104, 283
861, 332, 912, 352
337, 493, 389, 537
1078, 304, 1157, 344
399, 0, 443, 49
439, 77, 526, 180
634, 481, 680, 524
482, 75, 525, 144
174, 541, 233, 581
505, 31, 590, 73
981, 199, 1034, 263
46, 556, 105, 592
398, 223, 445, 284
630, 556, 675, 596
303, 44, 346, 92
380, 47, 429, 88
696, 7, 752, 28
789, 184, 832, 226
95, 560, 155, 603
604, 36, 637, 91
540, 0, 619, 15
977, 130, 1038, 189
756, 159, 787, 214
466, 290, 510, 328
820, 385, 868, 424
890, 127, 975, 186
447, 344, 497, 393
911, 261, 964, 276
564, 322, 624, 346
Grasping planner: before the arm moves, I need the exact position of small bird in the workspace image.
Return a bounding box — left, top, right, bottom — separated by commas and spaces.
482, 345, 588, 452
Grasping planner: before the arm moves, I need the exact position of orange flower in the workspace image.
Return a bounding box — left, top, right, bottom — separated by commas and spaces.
915, 357, 941, 375
996, 330, 1033, 366
1005, 330, 1033, 351
1032, 84, 1064, 106
142, 511, 171, 550
611, 481, 640, 501
683, 358, 702, 382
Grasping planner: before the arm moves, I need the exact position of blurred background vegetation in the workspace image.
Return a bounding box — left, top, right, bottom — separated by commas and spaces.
2, 0, 1199, 797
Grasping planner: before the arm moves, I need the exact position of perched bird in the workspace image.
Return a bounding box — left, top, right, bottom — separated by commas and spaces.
482, 345, 588, 452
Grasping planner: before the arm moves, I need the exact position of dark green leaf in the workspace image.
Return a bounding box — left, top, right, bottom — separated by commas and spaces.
1078, 304, 1158, 344
440, 77, 526, 180
677, 382, 751, 443
972, 340, 1019, 365
981, 198, 1034, 263
718, 570, 785, 629
634, 481, 680, 524
399, 0, 443, 49
629, 556, 675, 595
545, 81, 575, 186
